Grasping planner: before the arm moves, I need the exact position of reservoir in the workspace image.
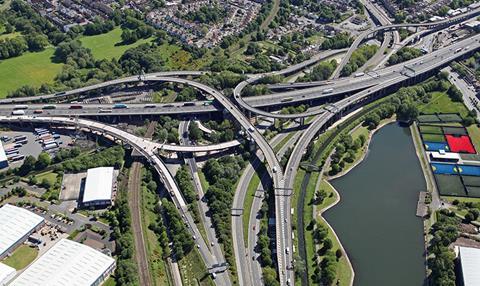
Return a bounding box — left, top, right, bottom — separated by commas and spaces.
324, 123, 425, 286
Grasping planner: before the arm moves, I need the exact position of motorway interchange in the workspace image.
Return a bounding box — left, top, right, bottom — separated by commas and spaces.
1, 8, 480, 286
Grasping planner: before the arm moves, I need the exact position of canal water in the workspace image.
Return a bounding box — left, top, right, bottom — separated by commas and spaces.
324, 123, 425, 286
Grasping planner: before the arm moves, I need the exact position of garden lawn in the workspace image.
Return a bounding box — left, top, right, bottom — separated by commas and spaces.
0, 48, 62, 97
419, 91, 469, 117
3, 245, 38, 270
80, 27, 154, 60
35, 171, 58, 186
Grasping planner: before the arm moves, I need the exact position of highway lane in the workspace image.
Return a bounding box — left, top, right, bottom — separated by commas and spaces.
157, 76, 291, 284
446, 66, 480, 120
330, 6, 480, 79
235, 31, 480, 120
232, 120, 304, 286
179, 121, 231, 286
0, 115, 223, 273
0, 71, 206, 104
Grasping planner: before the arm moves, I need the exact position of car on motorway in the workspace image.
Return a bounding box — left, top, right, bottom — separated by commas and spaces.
69, 105, 82, 109
323, 88, 334, 94
13, 105, 28, 110
145, 104, 156, 108
163, 104, 174, 108
248, 126, 255, 132
113, 103, 128, 109
33, 110, 43, 114
99, 109, 112, 113
12, 110, 25, 115
42, 105, 56, 109
183, 102, 196, 106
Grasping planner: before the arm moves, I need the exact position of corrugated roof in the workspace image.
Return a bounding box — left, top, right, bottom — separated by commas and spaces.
0, 204, 44, 257
0, 262, 15, 285
0, 142, 6, 163
460, 246, 480, 286
82, 167, 114, 203
10, 238, 115, 286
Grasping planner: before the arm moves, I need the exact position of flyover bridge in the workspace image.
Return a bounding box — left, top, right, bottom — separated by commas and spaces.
330, 6, 480, 78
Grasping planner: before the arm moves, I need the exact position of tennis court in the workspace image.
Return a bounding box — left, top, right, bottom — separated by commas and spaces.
434, 174, 467, 196
443, 126, 468, 136
458, 165, 480, 176
445, 135, 476, 154
461, 175, 480, 187
418, 114, 441, 123
419, 125, 443, 134
466, 186, 480, 198
431, 163, 458, 175
422, 134, 446, 143
424, 142, 450, 151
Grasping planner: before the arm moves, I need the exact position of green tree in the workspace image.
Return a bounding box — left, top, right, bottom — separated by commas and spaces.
35, 152, 51, 170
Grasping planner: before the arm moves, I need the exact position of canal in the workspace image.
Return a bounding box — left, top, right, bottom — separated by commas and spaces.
324, 123, 425, 286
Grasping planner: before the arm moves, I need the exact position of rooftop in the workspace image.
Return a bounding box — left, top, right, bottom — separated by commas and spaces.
0, 204, 44, 257
0, 262, 15, 284
82, 167, 114, 204
0, 141, 6, 163
460, 246, 480, 286
10, 238, 115, 286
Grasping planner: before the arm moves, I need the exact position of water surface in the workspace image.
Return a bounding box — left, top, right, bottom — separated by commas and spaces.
324, 123, 425, 286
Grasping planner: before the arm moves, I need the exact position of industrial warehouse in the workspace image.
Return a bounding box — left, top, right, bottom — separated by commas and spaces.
0, 142, 7, 169
9, 238, 116, 286
458, 246, 480, 286
0, 204, 44, 259
81, 167, 116, 208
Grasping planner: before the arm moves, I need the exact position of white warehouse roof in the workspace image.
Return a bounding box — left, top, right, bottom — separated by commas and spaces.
0, 263, 15, 285
0, 142, 6, 163
10, 238, 115, 286
0, 204, 44, 257
82, 167, 114, 204
459, 246, 480, 286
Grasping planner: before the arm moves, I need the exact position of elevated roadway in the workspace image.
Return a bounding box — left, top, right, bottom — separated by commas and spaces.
281, 33, 480, 286
234, 32, 480, 119
0, 71, 206, 104
330, 6, 480, 79
0, 115, 228, 277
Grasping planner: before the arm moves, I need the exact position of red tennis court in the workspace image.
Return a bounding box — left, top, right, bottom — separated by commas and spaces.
446, 135, 476, 154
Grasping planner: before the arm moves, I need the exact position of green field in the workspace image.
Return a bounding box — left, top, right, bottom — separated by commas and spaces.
80, 27, 154, 60
3, 245, 38, 270
0, 48, 63, 97
419, 92, 469, 117
419, 125, 443, 134
421, 133, 446, 143
35, 171, 58, 186
179, 250, 214, 286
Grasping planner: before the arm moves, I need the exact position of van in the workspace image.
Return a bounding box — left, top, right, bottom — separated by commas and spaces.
286, 247, 290, 254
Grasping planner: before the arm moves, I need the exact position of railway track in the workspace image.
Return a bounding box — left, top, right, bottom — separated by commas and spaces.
128, 162, 153, 286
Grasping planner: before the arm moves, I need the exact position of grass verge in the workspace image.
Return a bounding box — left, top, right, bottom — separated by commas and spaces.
3, 245, 38, 270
